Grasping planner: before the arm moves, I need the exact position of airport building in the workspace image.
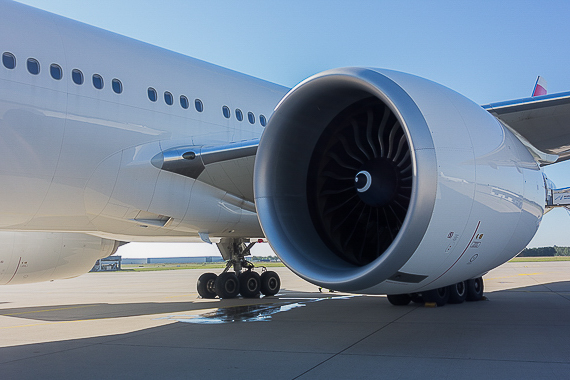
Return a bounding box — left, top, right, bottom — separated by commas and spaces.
122, 256, 225, 265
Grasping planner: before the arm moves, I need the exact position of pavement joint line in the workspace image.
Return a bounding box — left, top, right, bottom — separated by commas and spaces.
291, 305, 422, 379
337, 352, 570, 364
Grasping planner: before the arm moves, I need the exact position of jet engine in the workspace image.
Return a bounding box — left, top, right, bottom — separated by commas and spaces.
254, 68, 545, 295
0, 232, 121, 285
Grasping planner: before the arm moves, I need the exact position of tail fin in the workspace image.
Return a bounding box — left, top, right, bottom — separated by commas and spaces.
532, 76, 547, 97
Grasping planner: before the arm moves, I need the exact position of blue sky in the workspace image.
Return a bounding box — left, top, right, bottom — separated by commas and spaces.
14, 1, 570, 256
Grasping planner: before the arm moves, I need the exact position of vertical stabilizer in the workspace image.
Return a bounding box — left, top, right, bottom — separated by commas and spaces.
532, 76, 547, 97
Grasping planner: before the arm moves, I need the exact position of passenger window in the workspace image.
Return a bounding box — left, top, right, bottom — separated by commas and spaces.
164, 91, 173, 105
195, 99, 203, 112
222, 106, 230, 118
235, 109, 243, 121
248, 112, 255, 124
50, 64, 63, 80
112, 79, 123, 94
148, 87, 157, 102
180, 95, 189, 109
260, 114, 267, 127
2, 52, 16, 69
92, 74, 104, 89
27, 58, 40, 75
72, 69, 84, 85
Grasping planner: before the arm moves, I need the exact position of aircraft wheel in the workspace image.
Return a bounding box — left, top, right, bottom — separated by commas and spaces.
239, 271, 261, 298
197, 272, 217, 299
387, 294, 411, 306
260, 271, 281, 296
448, 281, 467, 304
423, 286, 450, 307
466, 277, 484, 301
215, 272, 240, 299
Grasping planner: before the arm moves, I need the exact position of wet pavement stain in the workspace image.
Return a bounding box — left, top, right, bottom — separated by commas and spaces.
163, 296, 357, 324
167, 302, 305, 324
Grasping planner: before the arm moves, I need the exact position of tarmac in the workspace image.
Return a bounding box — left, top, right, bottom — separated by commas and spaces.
1, 261, 570, 379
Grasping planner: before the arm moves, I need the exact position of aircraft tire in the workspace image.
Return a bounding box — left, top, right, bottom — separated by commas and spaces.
423, 286, 450, 307
197, 272, 217, 299
260, 271, 281, 296
448, 281, 467, 304
387, 294, 411, 306
215, 272, 240, 299
239, 271, 261, 298
466, 277, 484, 301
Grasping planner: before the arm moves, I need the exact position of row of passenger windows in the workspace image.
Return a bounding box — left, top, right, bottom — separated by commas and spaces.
2, 51, 124, 94
146, 85, 266, 126
2, 51, 267, 126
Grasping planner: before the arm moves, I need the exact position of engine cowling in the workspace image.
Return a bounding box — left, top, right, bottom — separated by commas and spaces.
0, 232, 121, 285
254, 68, 545, 294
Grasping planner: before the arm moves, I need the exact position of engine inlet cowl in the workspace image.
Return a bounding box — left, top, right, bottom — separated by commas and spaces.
254, 68, 437, 291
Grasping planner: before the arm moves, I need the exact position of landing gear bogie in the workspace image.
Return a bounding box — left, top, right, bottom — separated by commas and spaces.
387, 277, 484, 307
195, 237, 281, 299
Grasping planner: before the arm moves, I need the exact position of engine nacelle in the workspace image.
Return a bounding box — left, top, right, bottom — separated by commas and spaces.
255, 68, 545, 294
0, 232, 120, 285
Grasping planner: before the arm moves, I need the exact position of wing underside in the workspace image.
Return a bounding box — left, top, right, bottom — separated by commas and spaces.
483, 91, 570, 164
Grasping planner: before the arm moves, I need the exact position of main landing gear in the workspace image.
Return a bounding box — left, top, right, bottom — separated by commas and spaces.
196, 237, 281, 299
386, 277, 484, 307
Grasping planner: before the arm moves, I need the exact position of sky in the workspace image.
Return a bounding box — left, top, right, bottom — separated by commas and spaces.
14, 0, 570, 257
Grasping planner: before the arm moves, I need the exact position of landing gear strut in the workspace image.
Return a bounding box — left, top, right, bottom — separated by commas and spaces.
196, 237, 281, 299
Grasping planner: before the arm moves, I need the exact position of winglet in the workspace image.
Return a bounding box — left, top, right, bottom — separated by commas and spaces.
532, 76, 547, 97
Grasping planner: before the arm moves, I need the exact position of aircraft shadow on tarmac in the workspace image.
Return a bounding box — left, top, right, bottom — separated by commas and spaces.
1, 281, 569, 323
0, 290, 347, 323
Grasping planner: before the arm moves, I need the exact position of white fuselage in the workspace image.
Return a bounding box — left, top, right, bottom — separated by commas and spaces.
0, 0, 287, 242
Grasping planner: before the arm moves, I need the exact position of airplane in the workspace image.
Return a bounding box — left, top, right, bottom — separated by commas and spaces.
1, 0, 569, 307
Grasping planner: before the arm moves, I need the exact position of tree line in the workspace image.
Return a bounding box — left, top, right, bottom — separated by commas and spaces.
518, 246, 570, 257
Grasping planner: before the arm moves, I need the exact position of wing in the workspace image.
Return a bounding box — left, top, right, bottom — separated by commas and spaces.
483, 91, 570, 164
